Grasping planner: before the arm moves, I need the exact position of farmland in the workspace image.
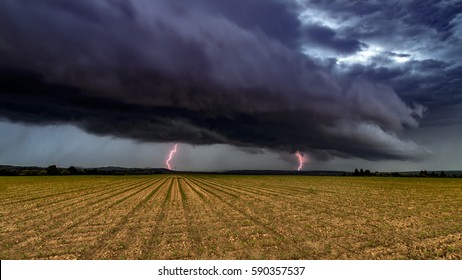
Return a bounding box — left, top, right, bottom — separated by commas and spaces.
0, 175, 461, 259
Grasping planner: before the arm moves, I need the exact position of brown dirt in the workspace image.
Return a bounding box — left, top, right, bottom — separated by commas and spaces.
0, 175, 461, 259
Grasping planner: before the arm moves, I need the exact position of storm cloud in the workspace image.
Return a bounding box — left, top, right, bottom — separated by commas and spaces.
0, 0, 437, 162
301, 24, 365, 54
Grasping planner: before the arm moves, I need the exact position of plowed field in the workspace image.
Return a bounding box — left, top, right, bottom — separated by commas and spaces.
1, 175, 461, 259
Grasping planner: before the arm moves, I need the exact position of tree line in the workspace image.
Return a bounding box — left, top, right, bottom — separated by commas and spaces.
0, 165, 165, 176
348, 168, 461, 178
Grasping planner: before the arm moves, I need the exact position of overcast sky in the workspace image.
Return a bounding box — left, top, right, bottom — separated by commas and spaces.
1, 0, 461, 171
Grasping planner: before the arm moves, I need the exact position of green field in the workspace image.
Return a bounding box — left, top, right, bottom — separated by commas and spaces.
0, 175, 461, 259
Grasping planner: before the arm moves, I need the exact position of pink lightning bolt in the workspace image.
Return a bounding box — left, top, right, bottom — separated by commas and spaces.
296, 151, 304, 171
165, 143, 178, 170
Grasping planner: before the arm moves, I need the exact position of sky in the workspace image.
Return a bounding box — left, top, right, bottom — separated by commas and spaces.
0, 0, 461, 171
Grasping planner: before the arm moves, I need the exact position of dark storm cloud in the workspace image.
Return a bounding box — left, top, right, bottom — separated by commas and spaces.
336, 59, 462, 124
299, 0, 462, 35
384, 52, 411, 59
298, 0, 462, 129
301, 24, 365, 54
401, 0, 462, 39
0, 0, 429, 161
299, 0, 462, 50
181, 0, 301, 47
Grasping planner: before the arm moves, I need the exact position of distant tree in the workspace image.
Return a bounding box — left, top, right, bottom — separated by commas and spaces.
68, 166, 78, 175
46, 165, 60, 175
0, 169, 18, 176
360, 169, 365, 176
365, 170, 371, 176
430, 171, 437, 177
440, 171, 446, 178
354, 169, 360, 176
419, 170, 428, 177
20, 170, 41, 176
85, 169, 98, 175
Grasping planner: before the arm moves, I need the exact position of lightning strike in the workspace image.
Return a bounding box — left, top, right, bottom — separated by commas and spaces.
165, 143, 178, 170
296, 151, 305, 171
